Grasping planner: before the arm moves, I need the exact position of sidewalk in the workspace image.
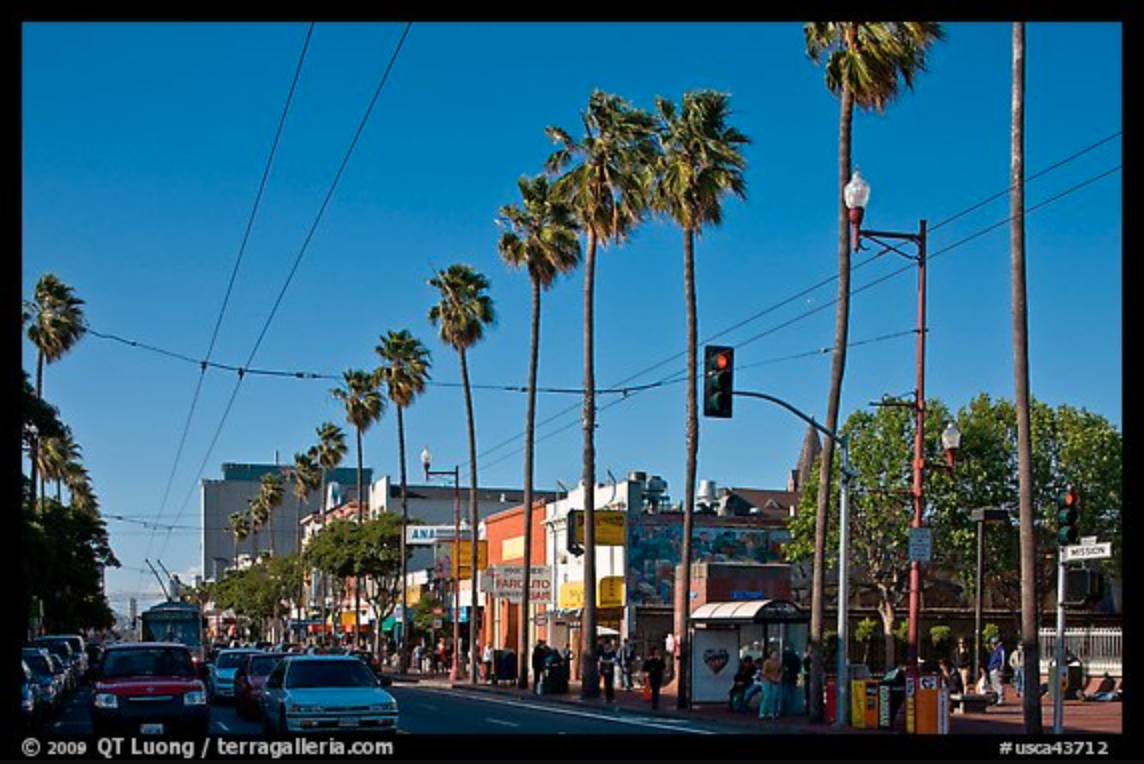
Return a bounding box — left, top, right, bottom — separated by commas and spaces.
388, 670, 1122, 735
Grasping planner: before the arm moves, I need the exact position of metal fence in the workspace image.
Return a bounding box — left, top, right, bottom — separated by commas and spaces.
1038, 626, 1121, 678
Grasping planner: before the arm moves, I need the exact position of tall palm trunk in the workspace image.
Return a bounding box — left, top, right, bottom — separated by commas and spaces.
355, 425, 364, 647
29, 351, 45, 510
675, 225, 698, 708
397, 404, 410, 671
318, 466, 328, 641
810, 85, 855, 724
458, 347, 480, 684
581, 228, 600, 699
518, 278, 543, 688
1011, 21, 1042, 733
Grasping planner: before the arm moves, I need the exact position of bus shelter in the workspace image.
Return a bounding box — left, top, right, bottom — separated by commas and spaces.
689, 599, 809, 705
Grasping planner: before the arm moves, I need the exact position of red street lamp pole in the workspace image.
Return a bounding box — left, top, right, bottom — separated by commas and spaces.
846, 169, 960, 719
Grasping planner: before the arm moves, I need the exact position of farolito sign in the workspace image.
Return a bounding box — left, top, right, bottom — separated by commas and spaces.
490, 565, 552, 603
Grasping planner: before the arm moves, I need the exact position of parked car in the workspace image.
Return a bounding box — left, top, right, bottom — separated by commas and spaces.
91, 642, 209, 738
22, 661, 40, 730
261, 655, 398, 735
350, 649, 383, 676
43, 653, 73, 698
34, 639, 78, 692
37, 635, 88, 679
208, 648, 261, 702
234, 652, 287, 720
22, 647, 63, 715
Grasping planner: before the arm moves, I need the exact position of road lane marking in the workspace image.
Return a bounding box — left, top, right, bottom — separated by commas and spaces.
411, 687, 718, 734
485, 718, 520, 728
417, 703, 440, 711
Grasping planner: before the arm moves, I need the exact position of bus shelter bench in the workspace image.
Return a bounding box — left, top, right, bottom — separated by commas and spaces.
950, 693, 993, 714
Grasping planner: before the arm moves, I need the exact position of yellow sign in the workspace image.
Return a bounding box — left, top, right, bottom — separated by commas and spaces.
560, 582, 584, 609
568, 510, 626, 547
452, 540, 488, 578
599, 576, 625, 607
558, 578, 625, 609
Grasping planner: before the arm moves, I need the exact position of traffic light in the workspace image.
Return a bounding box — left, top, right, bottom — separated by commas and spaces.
1057, 483, 1080, 546
703, 345, 734, 418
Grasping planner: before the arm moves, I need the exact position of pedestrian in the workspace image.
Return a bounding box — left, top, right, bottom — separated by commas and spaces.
987, 636, 1006, 704
618, 638, 637, 691
939, 658, 964, 696
740, 660, 765, 711
598, 638, 618, 702
642, 646, 666, 710
780, 644, 801, 715
531, 640, 548, 695
758, 649, 783, 720
729, 656, 755, 711
482, 643, 495, 684
1009, 642, 1025, 698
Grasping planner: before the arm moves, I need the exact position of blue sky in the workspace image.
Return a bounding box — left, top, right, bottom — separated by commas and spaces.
21, 21, 1122, 613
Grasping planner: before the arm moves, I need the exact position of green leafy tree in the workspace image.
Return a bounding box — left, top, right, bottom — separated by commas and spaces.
497, 173, 581, 688
545, 90, 658, 697
802, 20, 945, 723
855, 617, 878, 665
653, 89, 749, 706
428, 262, 495, 682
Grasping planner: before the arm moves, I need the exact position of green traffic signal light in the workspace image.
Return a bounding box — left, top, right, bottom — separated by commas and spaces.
1057, 484, 1080, 546
703, 345, 734, 418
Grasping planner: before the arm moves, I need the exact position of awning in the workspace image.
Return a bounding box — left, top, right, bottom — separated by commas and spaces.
381, 616, 397, 633
689, 599, 807, 626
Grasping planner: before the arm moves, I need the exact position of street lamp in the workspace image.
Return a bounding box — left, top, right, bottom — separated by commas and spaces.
970, 507, 1009, 687
846, 168, 958, 708
421, 446, 463, 682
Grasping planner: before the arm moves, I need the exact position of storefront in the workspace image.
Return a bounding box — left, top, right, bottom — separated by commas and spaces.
689, 599, 809, 706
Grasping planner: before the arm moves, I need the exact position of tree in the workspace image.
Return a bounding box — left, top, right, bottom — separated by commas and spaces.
497, 173, 581, 688
545, 90, 658, 698
330, 369, 385, 646
258, 471, 286, 556
313, 421, 348, 637
291, 449, 321, 552
652, 89, 749, 707
802, 20, 944, 723
428, 263, 495, 683
375, 328, 432, 669
227, 511, 252, 570
1009, 20, 1042, 734
23, 273, 87, 510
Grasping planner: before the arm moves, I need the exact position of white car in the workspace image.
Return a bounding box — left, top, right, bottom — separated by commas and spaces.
261, 655, 398, 735
208, 648, 260, 701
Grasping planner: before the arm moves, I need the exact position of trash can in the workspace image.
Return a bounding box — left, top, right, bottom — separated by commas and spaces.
1066, 660, 1084, 700
825, 678, 837, 724
495, 649, 517, 685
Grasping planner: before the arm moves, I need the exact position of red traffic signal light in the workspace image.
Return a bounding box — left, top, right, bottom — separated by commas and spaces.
1057, 483, 1080, 546
703, 345, 734, 418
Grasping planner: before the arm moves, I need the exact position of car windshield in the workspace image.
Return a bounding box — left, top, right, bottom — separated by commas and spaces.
101, 647, 196, 679
217, 652, 254, 669
249, 655, 283, 676
286, 660, 377, 689
24, 653, 53, 676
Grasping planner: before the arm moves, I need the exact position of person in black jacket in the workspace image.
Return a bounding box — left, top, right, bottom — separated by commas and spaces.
642, 647, 667, 710
531, 640, 549, 694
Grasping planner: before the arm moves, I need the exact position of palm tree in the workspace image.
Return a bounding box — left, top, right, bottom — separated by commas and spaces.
428, 263, 495, 684
1009, 21, 1042, 734
258, 472, 286, 556
291, 449, 321, 553
331, 368, 384, 646
653, 89, 749, 708
248, 494, 268, 559
38, 426, 82, 504
314, 421, 347, 640
497, 173, 581, 688
545, 89, 658, 698
228, 511, 252, 570
375, 329, 432, 670
803, 20, 944, 723
23, 273, 87, 509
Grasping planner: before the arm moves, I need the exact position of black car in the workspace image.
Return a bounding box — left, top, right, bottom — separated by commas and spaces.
91, 642, 209, 738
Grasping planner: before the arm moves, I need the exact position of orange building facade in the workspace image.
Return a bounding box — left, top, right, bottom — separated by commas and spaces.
480, 501, 550, 657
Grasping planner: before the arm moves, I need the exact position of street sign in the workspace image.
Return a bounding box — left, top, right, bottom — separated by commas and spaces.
908, 527, 933, 562
1062, 542, 1112, 562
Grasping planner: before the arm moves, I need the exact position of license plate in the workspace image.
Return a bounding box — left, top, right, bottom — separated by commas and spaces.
140, 723, 164, 735
338, 717, 360, 728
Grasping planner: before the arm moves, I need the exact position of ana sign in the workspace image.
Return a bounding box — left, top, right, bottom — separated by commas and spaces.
490, 565, 552, 603
407, 525, 470, 546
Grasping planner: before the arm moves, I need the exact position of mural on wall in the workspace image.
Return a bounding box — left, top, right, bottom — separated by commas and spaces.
626, 516, 790, 606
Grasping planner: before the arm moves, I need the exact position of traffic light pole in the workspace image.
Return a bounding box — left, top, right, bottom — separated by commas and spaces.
1054, 552, 1066, 734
